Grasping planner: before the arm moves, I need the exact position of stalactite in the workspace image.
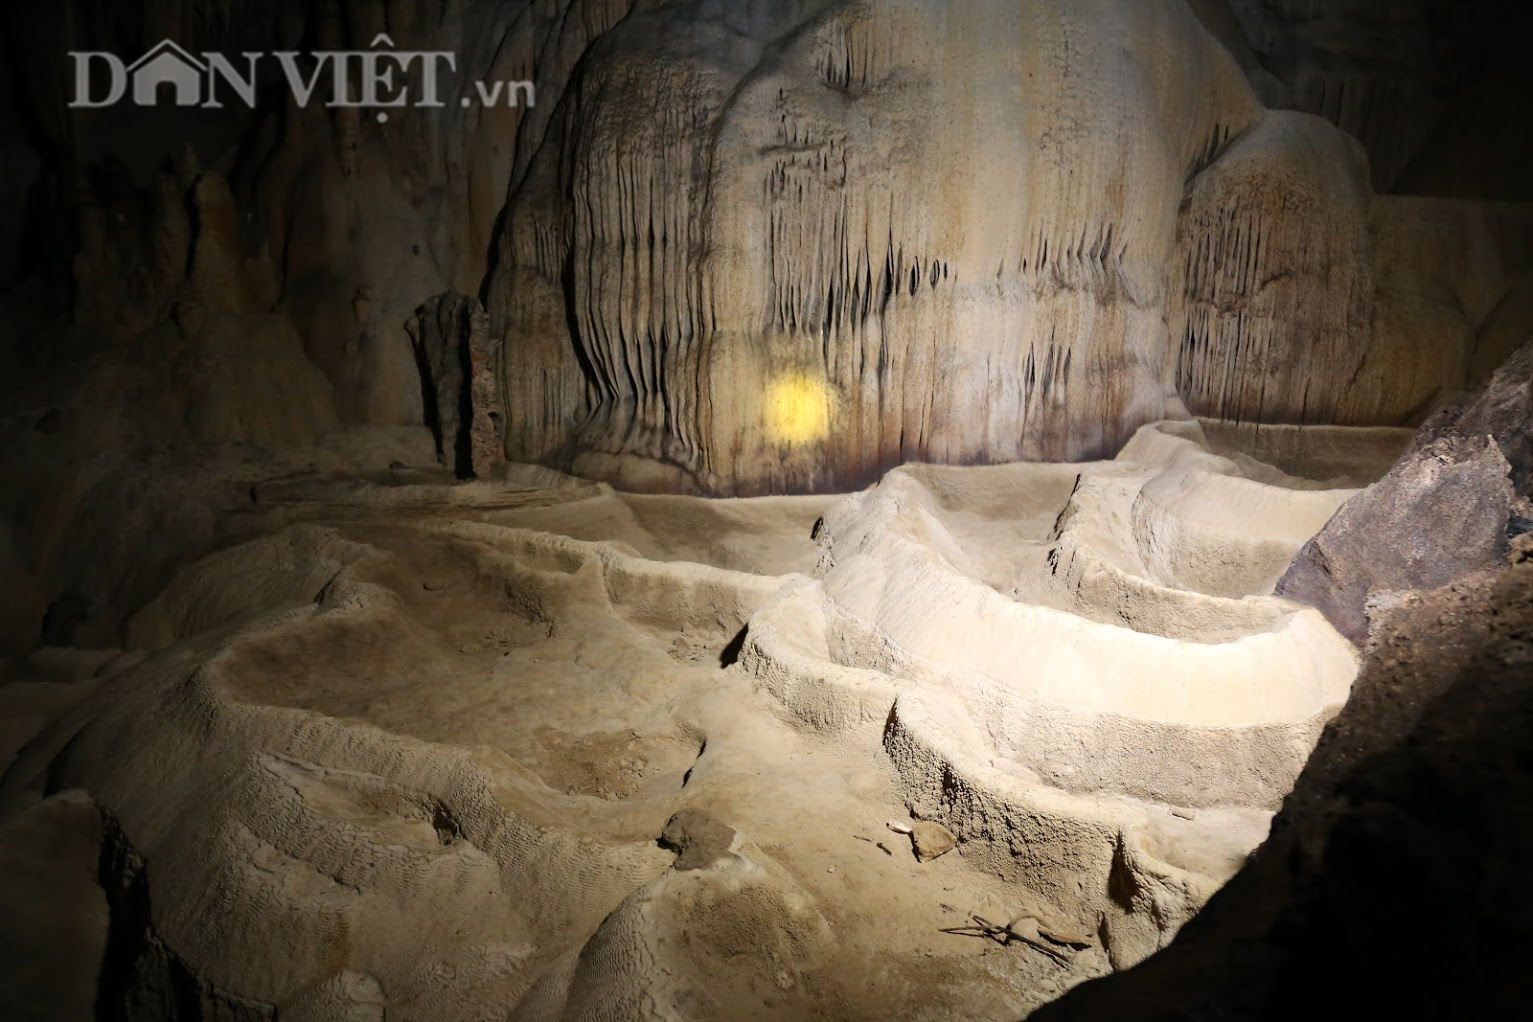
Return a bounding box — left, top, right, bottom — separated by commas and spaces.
485, 0, 1518, 495
1171, 111, 1376, 426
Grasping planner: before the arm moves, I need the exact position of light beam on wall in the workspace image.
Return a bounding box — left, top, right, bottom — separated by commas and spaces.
767, 373, 833, 445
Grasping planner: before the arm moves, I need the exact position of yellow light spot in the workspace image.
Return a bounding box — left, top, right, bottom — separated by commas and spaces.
767, 373, 833, 445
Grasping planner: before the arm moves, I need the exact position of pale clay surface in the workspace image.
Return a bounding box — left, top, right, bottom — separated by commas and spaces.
0, 419, 1408, 1020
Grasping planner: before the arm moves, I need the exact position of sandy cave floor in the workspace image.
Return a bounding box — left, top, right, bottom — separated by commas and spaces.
0, 418, 1411, 1021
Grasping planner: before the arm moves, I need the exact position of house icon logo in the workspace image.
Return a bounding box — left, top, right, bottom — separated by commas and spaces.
127, 40, 207, 107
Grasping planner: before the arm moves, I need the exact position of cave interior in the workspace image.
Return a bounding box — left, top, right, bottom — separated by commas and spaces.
1, 1, 1531, 1019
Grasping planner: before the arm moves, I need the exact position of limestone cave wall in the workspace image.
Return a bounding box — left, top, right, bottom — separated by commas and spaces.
1, 0, 1530, 647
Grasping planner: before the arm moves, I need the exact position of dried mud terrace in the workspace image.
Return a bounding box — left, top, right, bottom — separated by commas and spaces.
0, 420, 1409, 1020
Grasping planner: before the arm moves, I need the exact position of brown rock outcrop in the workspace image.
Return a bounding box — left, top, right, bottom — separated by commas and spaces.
1278, 339, 1533, 644
408, 292, 501, 479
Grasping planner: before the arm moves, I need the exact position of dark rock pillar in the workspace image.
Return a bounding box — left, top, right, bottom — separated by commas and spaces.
407, 292, 503, 479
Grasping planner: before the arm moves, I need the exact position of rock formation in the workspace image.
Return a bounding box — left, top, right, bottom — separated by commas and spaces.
0, 417, 1410, 1017
482, 0, 1533, 492
3, 1, 1529, 525
1, 1, 1531, 1018
2, 0, 1530, 653
1035, 335, 1533, 1020
1199, 0, 1533, 199
1038, 532, 1533, 1022
1278, 339, 1533, 643
408, 292, 502, 479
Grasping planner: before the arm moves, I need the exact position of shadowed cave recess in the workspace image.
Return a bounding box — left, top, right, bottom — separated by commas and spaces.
1, 0, 1530, 1019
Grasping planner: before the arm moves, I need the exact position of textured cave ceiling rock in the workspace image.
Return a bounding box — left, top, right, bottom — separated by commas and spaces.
248, 0, 637, 428
8, 0, 1529, 501
491, 0, 1272, 493
1170, 109, 1375, 425
1207, 0, 1533, 198
7, 0, 638, 425
1169, 120, 1533, 429
65, 151, 336, 451
1361, 197, 1533, 419
483, 0, 1533, 494
1391, 10, 1533, 201
3, 0, 1532, 655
